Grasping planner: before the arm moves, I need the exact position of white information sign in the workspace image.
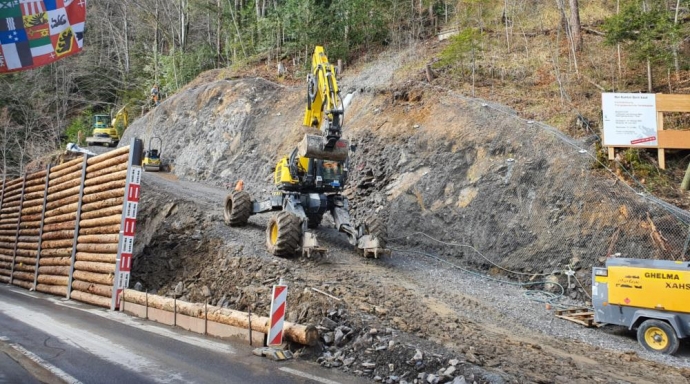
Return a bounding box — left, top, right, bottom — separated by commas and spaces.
602, 93, 658, 146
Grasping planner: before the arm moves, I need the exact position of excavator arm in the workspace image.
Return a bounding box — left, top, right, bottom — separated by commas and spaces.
303, 46, 344, 149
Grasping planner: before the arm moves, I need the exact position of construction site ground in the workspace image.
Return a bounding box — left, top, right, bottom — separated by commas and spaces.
130, 172, 690, 384
120, 47, 690, 384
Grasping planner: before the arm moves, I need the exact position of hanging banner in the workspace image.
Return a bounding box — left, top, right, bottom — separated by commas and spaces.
602, 93, 658, 147
0, 0, 86, 73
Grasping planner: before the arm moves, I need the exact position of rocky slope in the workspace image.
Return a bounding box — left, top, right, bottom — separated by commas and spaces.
121, 50, 690, 383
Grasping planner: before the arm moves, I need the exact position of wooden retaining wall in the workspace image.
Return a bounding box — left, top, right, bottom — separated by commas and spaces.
0, 141, 141, 309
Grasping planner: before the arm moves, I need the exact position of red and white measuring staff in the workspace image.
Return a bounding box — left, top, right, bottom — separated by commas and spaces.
268, 281, 287, 346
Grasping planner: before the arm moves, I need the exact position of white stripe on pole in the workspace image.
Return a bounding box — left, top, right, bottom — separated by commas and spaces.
267, 284, 287, 346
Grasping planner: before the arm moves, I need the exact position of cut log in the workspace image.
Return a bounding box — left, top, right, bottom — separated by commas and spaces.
44, 210, 77, 223
74, 261, 115, 274
20, 205, 43, 215
3, 194, 21, 204
19, 214, 42, 222
39, 248, 72, 257
0, 275, 8, 283
79, 214, 122, 228
39, 257, 71, 266
12, 279, 33, 290
70, 290, 111, 308
81, 197, 124, 213
72, 280, 112, 297
25, 170, 47, 181
87, 146, 129, 165
17, 236, 38, 243
12, 271, 35, 281
21, 193, 45, 203
42, 239, 74, 249
0, 269, 11, 276
122, 290, 318, 346
80, 206, 122, 220
84, 170, 127, 187
0, 230, 17, 236
38, 265, 70, 276
76, 243, 118, 253
0, 261, 10, 269
86, 162, 128, 180
24, 177, 46, 188
16, 249, 38, 257
76, 253, 116, 263
14, 256, 36, 264
43, 222, 76, 233
17, 242, 39, 250
77, 234, 119, 244
0, 224, 18, 230
82, 189, 125, 204
79, 224, 120, 236
38, 274, 68, 285
42, 230, 75, 241
73, 270, 113, 285
36, 284, 67, 296
13, 265, 35, 273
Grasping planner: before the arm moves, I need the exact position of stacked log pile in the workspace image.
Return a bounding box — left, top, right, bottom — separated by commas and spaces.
0, 177, 25, 283
36, 156, 86, 296
12, 170, 48, 290
71, 146, 130, 308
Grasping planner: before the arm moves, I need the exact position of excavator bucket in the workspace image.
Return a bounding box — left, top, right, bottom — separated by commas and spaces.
357, 235, 390, 259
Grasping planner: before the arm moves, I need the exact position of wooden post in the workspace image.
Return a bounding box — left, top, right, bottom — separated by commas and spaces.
9, 174, 27, 285
425, 64, 435, 83
337, 59, 342, 76
608, 147, 615, 160
33, 165, 51, 289
67, 155, 88, 299
657, 111, 666, 169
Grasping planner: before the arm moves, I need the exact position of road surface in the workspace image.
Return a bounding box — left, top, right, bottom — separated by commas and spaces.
0, 285, 364, 384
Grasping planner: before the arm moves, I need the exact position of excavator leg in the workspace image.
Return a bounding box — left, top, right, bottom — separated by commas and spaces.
268, 194, 326, 258
329, 196, 389, 258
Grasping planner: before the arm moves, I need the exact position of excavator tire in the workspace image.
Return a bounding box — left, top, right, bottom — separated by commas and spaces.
365, 217, 387, 248
266, 211, 302, 257
307, 214, 323, 229
224, 191, 251, 226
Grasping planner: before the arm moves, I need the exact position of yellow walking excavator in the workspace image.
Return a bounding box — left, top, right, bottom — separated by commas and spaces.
86, 106, 129, 147
223, 46, 387, 258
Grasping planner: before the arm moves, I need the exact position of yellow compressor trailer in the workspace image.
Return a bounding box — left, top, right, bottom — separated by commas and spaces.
593, 258, 690, 355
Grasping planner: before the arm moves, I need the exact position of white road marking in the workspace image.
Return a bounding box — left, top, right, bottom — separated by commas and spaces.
44, 297, 236, 355
278, 367, 343, 384
0, 336, 83, 384
0, 302, 189, 383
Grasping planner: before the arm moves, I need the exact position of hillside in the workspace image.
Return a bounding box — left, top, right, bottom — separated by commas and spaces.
120, 48, 690, 383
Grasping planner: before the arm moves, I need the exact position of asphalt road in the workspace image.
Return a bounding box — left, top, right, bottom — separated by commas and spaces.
0, 285, 364, 384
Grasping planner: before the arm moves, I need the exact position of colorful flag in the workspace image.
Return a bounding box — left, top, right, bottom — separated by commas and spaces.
0, 0, 85, 73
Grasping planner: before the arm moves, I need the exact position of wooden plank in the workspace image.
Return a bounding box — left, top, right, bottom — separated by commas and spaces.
608, 147, 615, 160
657, 111, 665, 169
657, 130, 690, 149
656, 94, 690, 112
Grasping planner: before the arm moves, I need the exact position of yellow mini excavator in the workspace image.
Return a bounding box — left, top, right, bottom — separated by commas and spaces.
86, 106, 128, 147
223, 46, 387, 258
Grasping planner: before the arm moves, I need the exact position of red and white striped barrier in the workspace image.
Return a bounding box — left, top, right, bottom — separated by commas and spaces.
268, 283, 287, 346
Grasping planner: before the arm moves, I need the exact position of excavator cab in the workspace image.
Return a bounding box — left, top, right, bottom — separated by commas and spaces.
86, 106, 128, 147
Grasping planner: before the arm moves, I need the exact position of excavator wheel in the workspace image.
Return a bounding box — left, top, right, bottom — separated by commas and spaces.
364, 217, 387, 248
224, 191, 251, 226
266, 211, 302, 257
307, 214, 323, 229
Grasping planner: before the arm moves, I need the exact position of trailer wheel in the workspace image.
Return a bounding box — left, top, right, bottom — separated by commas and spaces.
637, 319, 679, 355
266, 211, 301, 257
224, 191, 251, 226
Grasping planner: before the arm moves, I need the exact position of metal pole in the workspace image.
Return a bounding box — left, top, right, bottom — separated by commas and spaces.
66, 155, 88, 299
33, 165, 51, 290
111, 138, 143, 310
9, 173, 27, 286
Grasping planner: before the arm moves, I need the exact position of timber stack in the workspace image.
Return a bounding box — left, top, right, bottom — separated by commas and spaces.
71, 146, 129, 307
38, 156, 86, 296
0, 145, 135, 308
13, 170, 48, 290
0, 176, 27, 283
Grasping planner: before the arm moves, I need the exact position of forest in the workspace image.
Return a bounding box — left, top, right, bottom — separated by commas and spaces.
0, 0, 688, 182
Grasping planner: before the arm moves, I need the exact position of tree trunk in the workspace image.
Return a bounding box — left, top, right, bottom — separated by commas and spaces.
568, 0, 582, 52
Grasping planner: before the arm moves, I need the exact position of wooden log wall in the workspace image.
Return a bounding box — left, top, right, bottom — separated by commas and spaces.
0, 176, 25, 284
12, 170, 48, 290
70, 146, 130, 308
0, 145, 135, 309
